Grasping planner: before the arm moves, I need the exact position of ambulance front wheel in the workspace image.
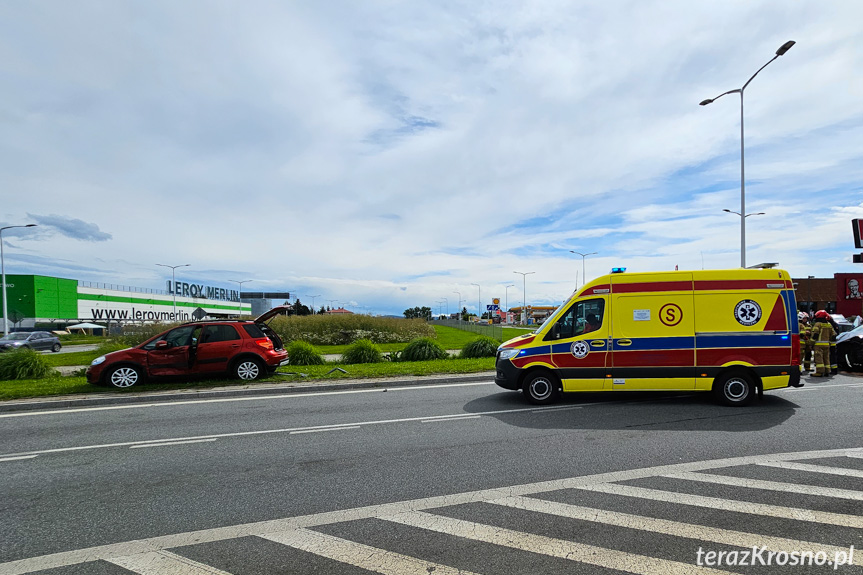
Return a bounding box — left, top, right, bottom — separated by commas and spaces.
523, 370, 560, 405
713, 370, 756, 407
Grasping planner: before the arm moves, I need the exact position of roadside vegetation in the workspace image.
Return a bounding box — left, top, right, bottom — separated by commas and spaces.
0, 319, 533, 400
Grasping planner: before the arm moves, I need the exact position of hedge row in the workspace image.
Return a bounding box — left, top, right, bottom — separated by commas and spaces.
286, 335, 500, 366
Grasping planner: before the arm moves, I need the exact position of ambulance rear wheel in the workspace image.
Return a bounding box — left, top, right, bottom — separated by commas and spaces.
714, 371, 756, 407
523, 370, 560, 405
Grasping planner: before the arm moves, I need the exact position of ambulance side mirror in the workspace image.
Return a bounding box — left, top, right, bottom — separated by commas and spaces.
552, 323, 561, 339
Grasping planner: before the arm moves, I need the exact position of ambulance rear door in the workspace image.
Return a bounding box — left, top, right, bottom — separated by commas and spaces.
610, 273, 696, 390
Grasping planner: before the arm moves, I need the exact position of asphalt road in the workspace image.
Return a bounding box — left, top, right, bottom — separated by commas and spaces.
2, 373, 863, 574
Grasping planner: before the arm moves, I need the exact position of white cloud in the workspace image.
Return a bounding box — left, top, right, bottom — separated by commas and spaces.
1, 0, 862, 316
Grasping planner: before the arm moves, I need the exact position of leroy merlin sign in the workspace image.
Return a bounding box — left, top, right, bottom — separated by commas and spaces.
167, 281, 240, 302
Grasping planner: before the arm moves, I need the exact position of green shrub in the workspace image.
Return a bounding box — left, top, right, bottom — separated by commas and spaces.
269, 315, 435, 346
401, 337, 448, 362
287, 340, 325, 366
0, 348, 55, 380
342, 339, 383, 364
459, 336, 500, 359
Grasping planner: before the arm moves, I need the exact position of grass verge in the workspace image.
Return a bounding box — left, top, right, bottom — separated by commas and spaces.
0, 357, 496, 401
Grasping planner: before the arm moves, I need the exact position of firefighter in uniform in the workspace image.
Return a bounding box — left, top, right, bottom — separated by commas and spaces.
798, 312, 812, 374
811, 311, 836, 377
826, 314, 840, 375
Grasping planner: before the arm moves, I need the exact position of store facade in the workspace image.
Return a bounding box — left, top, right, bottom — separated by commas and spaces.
1, 274, 252, 331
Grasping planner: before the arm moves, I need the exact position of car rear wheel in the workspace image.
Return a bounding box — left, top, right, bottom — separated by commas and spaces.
51, 343, 61, 353
523, 370, 560, 405
107, 365, 143, 388
713, 370, 756, 406
233, 357, 264, 381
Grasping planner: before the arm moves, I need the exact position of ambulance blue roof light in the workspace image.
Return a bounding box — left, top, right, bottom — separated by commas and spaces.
611, 267, 626, 274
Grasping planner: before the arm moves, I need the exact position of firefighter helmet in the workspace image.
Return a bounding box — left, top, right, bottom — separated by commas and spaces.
814, 310, 830, 320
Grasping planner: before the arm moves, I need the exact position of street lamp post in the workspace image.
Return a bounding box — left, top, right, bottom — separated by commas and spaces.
569, 251, 597, 289
156, 263, 190, 320
229, 279, 253, 315
441, 297, 448, 317
1, 224, 37, 335
504, 284, 515, 323
306, 294, 321, 314
452, 291, 461, 322
514, 271, 535, 324
700, 40, 795, 268
470, 283, 481, 320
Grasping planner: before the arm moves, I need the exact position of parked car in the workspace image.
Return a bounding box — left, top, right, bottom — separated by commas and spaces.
86, 307, 289, 388
0, 331, 62, 352
830, 313, 854, 334
837, 324, 863, 371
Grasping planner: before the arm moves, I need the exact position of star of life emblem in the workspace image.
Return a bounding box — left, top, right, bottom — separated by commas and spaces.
734, 300, 762, 326
570, 340, 589, 359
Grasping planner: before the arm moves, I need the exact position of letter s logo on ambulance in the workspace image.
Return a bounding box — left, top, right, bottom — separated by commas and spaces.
570, 341, 589, 359
659, 303, 683, 327
734, 300, 762, 326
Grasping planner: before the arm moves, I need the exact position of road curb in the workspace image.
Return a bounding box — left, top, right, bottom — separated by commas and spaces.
0, 372, 497, 413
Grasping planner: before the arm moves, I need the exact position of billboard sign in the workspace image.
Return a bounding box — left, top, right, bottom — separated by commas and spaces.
853, 219, 863, 249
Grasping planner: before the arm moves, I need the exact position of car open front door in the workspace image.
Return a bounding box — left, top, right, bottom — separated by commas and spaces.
147, 325, 199, 377
545, 296, 610, 392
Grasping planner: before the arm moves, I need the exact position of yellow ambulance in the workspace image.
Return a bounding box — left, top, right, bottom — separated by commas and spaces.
495, 268, 802, 406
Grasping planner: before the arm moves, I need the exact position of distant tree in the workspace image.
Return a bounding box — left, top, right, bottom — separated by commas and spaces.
318, 305, 326, 315
403, 306, 432, 320
461, 307, 469, 321
293, 298, 311, 316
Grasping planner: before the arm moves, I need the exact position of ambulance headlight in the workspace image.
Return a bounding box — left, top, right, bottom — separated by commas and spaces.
498, 348, 520, 360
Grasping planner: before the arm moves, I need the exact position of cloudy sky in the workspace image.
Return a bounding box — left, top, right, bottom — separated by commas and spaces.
2, 1, 862, 317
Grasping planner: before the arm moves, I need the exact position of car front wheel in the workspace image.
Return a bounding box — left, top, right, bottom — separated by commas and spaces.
233, 358, 264, 381
107, 365, 143, 388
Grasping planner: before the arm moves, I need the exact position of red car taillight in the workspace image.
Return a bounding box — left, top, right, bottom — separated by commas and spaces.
254, 338, 274, 351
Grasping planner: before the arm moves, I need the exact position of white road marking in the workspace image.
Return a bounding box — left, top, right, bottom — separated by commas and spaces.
261, 528, 482, 575
666, 471, 863, 500
0, 381, 495, 419
491, 495, 863, 566
381, 510, 739, 575
3, 447, 863, 575
0, 404, 575, 460
531, 405, 583, 412
757, 460, 863, 478
0, 455, 38, 462
108, 550, 232, 574
421, 415, 481, 423
579, 483, 863, 528
130, 439, 218, 449
290, 426, 360, 434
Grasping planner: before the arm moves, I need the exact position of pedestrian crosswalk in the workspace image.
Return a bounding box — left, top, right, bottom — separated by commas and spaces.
3, 447, 862, 574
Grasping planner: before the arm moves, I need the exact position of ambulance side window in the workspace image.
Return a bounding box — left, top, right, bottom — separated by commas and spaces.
551, 299, 605, 339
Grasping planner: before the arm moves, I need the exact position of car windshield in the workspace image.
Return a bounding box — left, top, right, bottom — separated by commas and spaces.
1, 333, 29, 341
